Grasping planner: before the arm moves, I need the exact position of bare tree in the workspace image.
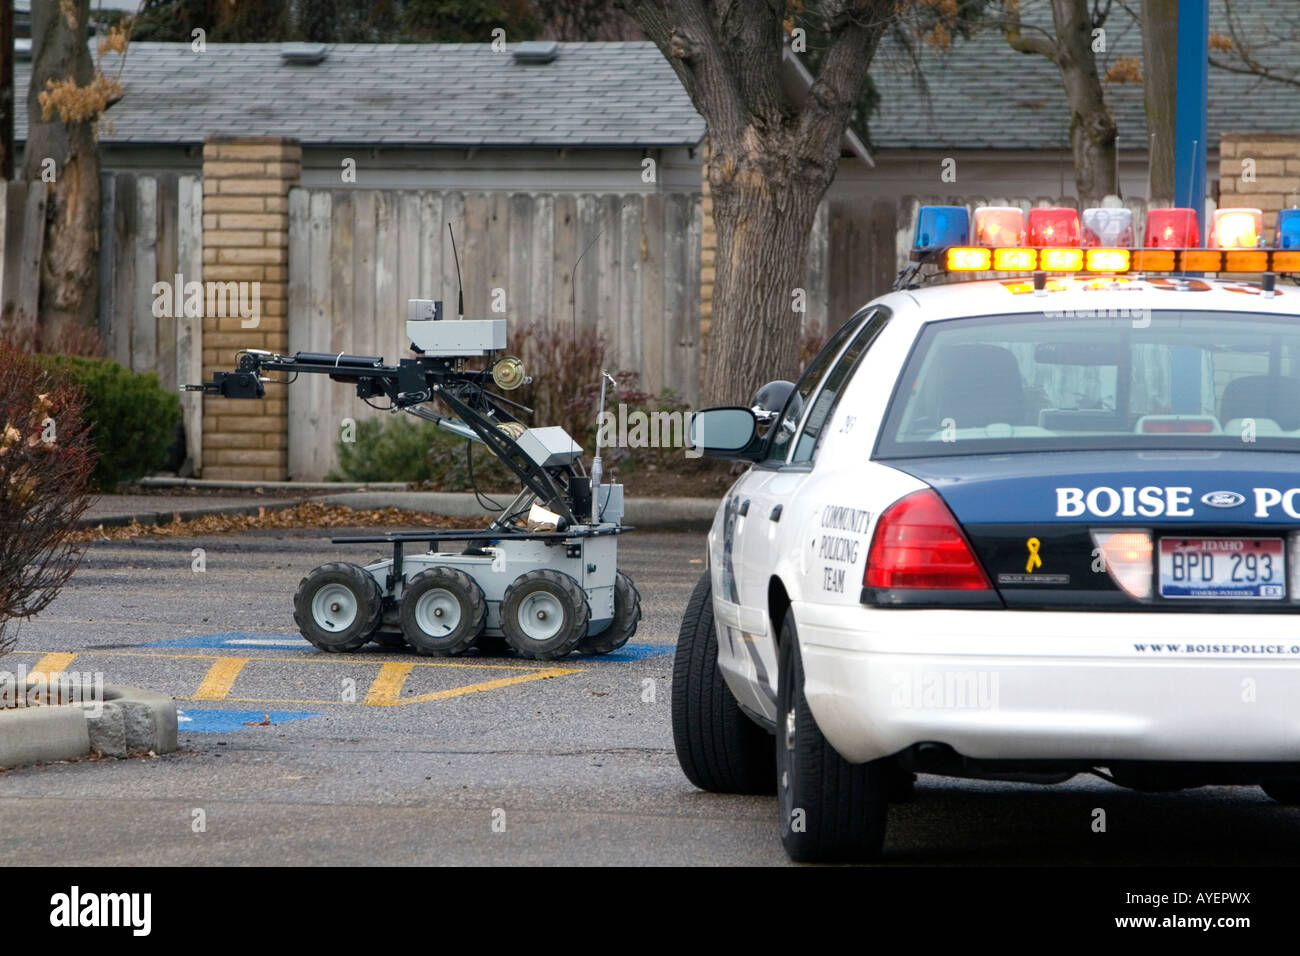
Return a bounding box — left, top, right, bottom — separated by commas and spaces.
619, 0, 937, 406
22, 0, 133, 350
1209, 0, 1300, 90
1139, 0, 1176, 202
1001, 0, 1118, 205
0, 1, 13, 180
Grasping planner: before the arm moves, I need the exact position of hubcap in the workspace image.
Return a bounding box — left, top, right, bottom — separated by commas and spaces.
414, 587, 462, 637
312, 583, 358, 632
517, 590, 564, 641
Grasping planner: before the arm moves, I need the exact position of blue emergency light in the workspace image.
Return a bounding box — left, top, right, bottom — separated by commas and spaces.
1277, 209, 1300, 250
913, 205, 969, 251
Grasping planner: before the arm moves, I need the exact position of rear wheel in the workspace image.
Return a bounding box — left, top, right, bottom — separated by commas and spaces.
500, 570, 589, 660
576, 571, 642, 655
1261, 780, 1300, 805
671, 571, 774, 794
293, 562, 384, 653
399, 567, 486, 657
777, 611, 888, 863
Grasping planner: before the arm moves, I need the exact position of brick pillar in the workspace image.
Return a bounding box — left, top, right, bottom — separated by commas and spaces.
200, 136, 300, 481
1217, 133, 1300, 236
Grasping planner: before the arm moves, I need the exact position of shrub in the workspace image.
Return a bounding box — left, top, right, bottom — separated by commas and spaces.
38, 355, 182, 491
0, 346, 94, 654
329, 416, 515, 490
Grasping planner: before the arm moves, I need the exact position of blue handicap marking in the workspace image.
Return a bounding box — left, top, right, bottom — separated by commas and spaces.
176, 708, 321, 733
570, 642, 672, 662
147, 633, 670, 662
146, 632, 314, 651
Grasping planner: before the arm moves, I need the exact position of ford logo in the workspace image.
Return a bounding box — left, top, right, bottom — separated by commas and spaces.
1201, 491, 1246, 508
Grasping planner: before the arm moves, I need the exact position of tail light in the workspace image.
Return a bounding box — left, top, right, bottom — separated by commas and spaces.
865, 489, 991, 590
1091, 530, 1153, 600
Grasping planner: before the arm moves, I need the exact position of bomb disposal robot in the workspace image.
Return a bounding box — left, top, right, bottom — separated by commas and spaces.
676, 202, 1300, 862
189, 298, 640, 662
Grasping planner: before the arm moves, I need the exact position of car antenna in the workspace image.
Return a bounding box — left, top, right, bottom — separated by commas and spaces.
448, 223, 464, 318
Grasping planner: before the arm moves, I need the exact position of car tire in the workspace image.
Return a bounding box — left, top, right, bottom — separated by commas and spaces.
776, 611, 888, 863
399, 567, 487, 657
576, 571, 642, 655
1261, 780, 1300, 805
293, 562, 384, 653
671, 571, 774, 795
499, 569, 590, 660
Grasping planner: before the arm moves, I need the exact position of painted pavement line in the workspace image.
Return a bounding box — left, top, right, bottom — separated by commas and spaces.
193, 657, 250, 700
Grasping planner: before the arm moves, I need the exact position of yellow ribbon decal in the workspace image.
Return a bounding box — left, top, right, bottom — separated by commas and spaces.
1025, 537, 1043, 573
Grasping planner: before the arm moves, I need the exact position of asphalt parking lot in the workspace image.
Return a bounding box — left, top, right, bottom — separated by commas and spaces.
3, 527, 1300, 865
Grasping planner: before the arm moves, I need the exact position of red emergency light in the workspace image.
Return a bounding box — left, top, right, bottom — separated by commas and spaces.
1027, 207, 1081, 247
1144, 208, 1200, 248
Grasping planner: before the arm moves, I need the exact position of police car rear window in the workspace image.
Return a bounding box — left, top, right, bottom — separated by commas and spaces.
875, 311, 1300, 458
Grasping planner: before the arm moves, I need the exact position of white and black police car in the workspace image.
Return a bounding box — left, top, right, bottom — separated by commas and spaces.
672, 202, 1300, 862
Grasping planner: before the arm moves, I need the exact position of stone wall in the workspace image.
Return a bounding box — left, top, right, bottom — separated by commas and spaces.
1217, 133, 1300, 235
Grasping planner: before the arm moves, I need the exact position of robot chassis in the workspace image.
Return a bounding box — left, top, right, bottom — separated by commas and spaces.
188, 299, 641, 662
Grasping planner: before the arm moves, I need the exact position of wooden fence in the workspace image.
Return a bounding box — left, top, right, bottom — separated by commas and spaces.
98, 172, 204, 472
287, 188, 702, 481
0, 180, 47, 347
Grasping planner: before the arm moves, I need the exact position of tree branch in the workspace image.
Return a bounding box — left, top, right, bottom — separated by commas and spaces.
1001, 0, 1059, 61
617, 0, 749, 141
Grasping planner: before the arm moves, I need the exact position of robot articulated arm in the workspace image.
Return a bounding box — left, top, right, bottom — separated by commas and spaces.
186, 301, 589, 526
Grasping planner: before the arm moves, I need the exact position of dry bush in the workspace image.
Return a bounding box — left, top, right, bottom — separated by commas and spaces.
0, 346, 95, 654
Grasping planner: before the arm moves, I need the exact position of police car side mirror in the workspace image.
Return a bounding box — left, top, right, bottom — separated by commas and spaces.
688, 407, 763, 460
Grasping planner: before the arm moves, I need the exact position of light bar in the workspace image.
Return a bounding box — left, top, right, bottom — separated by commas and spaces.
934, 246, 1297, 276
1210, 208, 1263, 249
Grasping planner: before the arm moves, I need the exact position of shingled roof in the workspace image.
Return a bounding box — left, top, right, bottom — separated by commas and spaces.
15, 41, 706, 148
868, 0, 1300, 151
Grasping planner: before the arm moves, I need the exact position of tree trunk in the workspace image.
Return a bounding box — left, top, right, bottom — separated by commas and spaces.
704, 134, 829, 406
1141, 0, 1178, 202
0, 0, 13, 180
1052, 0, 1118, 204
23, 0, 100, 349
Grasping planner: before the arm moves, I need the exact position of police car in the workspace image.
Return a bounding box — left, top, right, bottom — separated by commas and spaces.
671, 202, 1300, 862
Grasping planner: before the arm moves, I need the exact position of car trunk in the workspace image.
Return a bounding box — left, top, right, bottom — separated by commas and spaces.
890, 450, 1300, 610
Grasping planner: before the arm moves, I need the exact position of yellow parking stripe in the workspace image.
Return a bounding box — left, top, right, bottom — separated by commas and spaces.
397, 666, 580, 704
363, 662, 414, 705
193, 657, 249, 700
27, 652, 77, 681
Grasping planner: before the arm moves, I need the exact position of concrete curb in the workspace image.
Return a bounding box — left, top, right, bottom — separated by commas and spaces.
0, 705, 91, 769
84, 685, 179, 757
139, 477, 407, 492
77, 500, 300, 530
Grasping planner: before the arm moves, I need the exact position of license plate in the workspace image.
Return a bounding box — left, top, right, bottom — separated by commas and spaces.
1158, 537, 1286, 600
